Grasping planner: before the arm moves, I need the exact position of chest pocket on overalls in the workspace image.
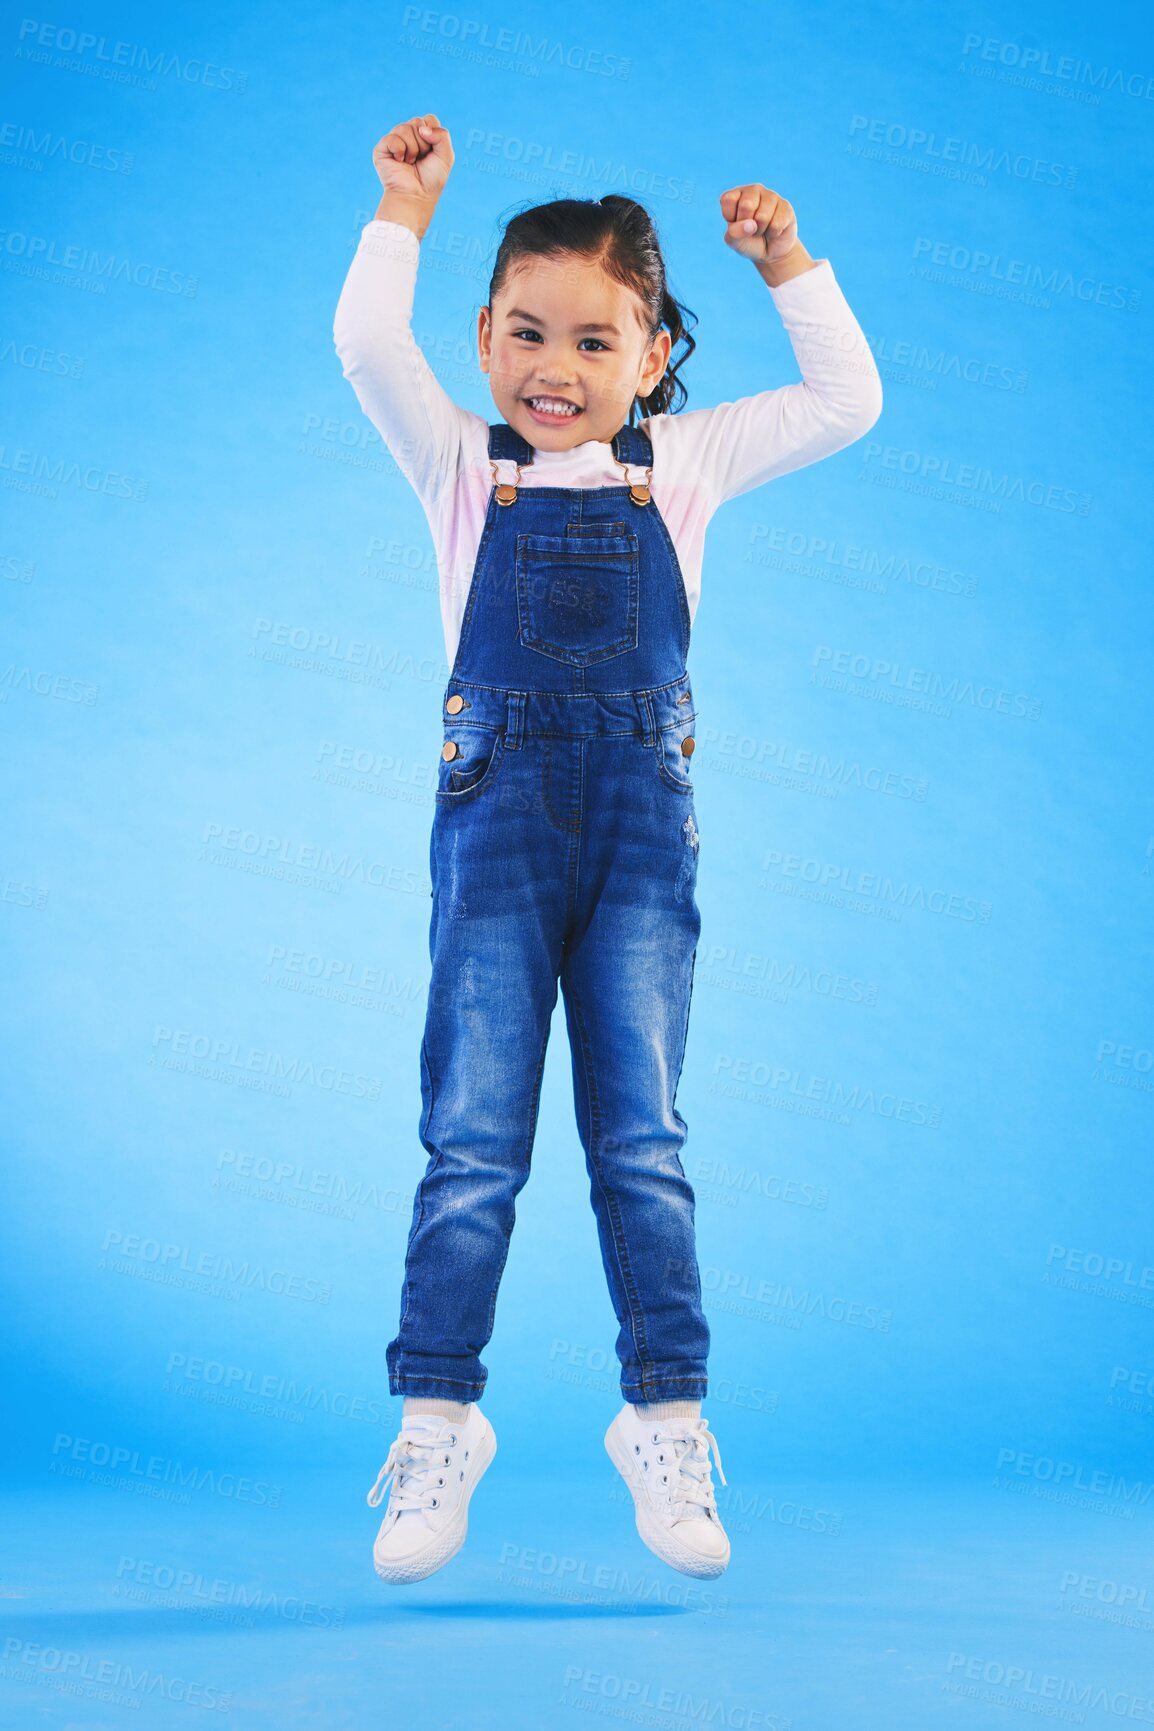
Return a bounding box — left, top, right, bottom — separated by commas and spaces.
515, 529, 640, 665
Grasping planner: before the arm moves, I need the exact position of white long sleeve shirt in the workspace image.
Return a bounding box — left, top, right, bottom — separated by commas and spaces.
333, 218, 883, 668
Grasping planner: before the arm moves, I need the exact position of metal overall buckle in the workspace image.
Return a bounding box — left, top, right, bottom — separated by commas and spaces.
489, 458, 522, 505
489, 452, 653, 507
611, 451, 653, 506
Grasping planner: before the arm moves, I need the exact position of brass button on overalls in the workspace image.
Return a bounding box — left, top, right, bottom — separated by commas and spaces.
681, 736, 695, 757
446, 693, 465, 714
442, 741, 459, 761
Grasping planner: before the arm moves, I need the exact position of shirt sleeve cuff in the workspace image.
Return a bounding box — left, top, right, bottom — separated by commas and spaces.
765, 257, 835, 304
360, 217, 421, 249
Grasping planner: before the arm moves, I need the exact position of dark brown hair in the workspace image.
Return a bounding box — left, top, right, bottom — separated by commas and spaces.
486, 194, 697, 423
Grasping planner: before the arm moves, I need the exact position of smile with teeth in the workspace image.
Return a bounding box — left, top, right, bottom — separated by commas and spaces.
526, 396, 582, 417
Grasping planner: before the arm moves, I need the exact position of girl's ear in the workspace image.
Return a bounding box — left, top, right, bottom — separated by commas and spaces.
639, 327, 671, 395
476, 304, 491, 371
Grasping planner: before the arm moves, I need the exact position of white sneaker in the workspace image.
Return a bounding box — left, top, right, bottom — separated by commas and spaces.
605, 1404, 731, 1578
366, 1405, 496, 1584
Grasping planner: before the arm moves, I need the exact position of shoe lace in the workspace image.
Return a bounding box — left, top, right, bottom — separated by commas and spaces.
651, 1418, 728, 1520
366, 1421, 458, 1515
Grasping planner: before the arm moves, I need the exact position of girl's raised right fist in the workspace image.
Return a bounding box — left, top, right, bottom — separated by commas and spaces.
373, 114, 455, 205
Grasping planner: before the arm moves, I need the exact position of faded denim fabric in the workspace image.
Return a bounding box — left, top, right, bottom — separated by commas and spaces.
387, 420, 710, 1404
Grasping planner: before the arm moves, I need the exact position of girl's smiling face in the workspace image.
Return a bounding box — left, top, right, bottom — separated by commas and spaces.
478, 251, 671, 449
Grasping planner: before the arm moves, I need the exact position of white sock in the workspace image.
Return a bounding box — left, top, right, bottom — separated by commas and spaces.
403, 1396, 472, 1422
632, 1398, 702, 1420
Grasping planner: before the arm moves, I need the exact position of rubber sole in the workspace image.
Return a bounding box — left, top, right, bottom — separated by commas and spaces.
372, 1415, 497, 1585
604, 1413, 731, 1579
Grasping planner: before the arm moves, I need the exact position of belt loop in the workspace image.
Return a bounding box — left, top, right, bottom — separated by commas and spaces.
506, 690, 526, 750
634, 690, 654, 746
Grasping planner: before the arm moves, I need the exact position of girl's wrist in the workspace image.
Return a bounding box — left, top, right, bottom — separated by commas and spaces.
373, 192, 437, 238
755, 241, 816, 288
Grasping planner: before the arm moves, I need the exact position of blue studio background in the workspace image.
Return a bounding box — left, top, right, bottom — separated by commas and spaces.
3, 0, 1153, 1726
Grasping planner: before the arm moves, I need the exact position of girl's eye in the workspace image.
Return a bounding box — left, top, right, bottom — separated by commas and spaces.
511, 330, 608, 352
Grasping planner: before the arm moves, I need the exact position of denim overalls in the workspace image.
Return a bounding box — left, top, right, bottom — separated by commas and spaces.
386, 419, 710, 1405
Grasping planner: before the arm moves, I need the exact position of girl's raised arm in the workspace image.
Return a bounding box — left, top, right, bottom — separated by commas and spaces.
663, 184, 884, 508
333, 116, 468, 504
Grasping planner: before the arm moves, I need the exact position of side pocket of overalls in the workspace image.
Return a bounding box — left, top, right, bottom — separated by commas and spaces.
436, 721, 508, 801
654, 707, 697, 794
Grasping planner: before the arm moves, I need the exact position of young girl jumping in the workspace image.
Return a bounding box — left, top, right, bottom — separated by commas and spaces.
333, 111, 882, 1587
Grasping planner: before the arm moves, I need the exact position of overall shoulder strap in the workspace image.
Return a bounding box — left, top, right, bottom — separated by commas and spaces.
611, 421, 654, 466
489, 419, 653, 468
488, 423, 534, 464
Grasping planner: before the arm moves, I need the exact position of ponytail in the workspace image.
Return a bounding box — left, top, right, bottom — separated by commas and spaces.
633, 284, 697, 422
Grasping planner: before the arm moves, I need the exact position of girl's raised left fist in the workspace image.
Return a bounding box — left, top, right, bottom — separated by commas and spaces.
719, 184, 800, 264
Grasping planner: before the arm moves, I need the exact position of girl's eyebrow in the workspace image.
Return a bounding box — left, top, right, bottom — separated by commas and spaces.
504, 307, 622, 336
